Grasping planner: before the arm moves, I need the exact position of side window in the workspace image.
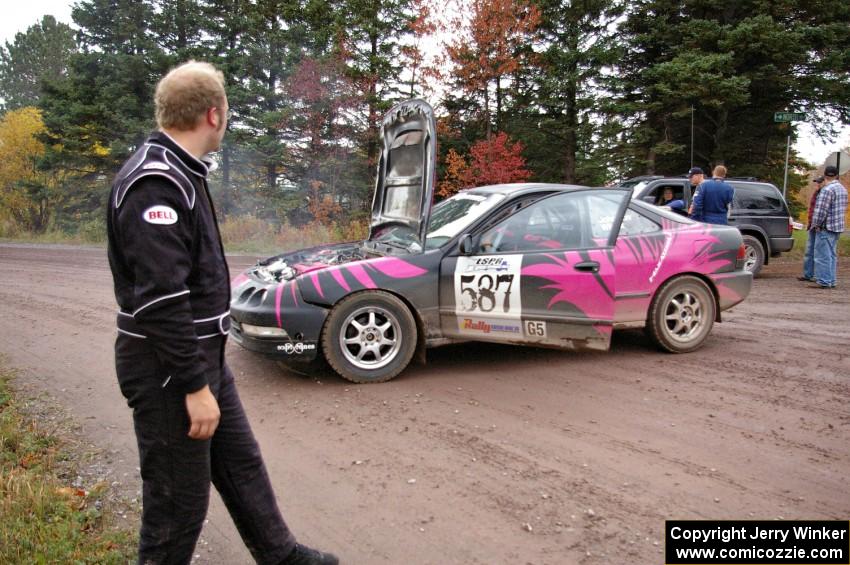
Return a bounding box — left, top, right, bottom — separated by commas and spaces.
650, 183, 686, 205
479, 190, 626, 253
732, 185, 784, 212
620, 208, 661, 236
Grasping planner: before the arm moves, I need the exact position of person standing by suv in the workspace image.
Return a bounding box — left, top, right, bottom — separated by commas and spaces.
686, 167, 705, 216
798, 175, 826, 282
810, 165, 848, 289
690, 165, 734, 224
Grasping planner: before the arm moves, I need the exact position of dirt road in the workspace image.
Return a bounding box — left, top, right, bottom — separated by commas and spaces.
1, 243, 848, 564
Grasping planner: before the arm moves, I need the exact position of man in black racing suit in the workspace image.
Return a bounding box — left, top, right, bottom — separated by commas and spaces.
107, 61, 338, 565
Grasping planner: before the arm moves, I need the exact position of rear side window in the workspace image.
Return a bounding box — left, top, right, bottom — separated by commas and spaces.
731, 183, 785, 212
620, 208, 661, 236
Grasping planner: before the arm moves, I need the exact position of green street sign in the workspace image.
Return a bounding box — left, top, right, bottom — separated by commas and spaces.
774, 112, 806, 122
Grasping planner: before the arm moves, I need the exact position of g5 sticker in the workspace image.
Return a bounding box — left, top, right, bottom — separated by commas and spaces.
525, 320, 547, 338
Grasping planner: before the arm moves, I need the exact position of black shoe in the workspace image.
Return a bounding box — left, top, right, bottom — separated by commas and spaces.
281, 543, 339, 565
808, 283, 834, 289
797, 276, 814, 282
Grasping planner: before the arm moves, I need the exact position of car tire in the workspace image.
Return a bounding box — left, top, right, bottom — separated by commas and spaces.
647, 276, 716, 353
321, 291, 417, 383
741, 234, 765, 276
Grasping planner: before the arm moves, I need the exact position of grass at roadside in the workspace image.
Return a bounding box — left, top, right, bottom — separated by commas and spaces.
0, 364, 136, 564
2, 215, 370, 257
784, 229, 850, 261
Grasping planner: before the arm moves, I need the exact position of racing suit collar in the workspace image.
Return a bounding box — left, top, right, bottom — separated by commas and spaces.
149, 131, 211, 179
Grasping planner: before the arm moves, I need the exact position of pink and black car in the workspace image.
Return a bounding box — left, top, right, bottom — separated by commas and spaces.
229, 100, 752, 383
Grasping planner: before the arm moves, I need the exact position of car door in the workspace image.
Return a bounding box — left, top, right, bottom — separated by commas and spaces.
439, 189, 629, 351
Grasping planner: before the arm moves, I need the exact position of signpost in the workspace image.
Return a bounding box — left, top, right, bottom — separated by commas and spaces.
774, 112, 806, 123
774, 112, 807, 198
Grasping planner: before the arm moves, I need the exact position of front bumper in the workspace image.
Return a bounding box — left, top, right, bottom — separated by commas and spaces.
230, 276, 329, 362
229, 319, 321, 362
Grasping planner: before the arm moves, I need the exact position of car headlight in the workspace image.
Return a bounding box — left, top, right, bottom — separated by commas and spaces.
240, 324, 289, 338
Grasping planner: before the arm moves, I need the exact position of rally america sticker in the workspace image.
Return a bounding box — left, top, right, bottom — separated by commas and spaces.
143, 205, 178, 225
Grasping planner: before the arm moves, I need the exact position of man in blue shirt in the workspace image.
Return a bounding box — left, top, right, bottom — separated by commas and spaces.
690, 165, 734, 224
810, 165, 848, 289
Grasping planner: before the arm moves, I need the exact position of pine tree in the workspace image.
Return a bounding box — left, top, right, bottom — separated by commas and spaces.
0, 16, 77, 111
38, 0, 164, 232
615, 0, 850, 190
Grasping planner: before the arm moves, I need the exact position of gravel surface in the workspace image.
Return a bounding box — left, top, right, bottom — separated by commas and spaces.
1, 243, 847, 564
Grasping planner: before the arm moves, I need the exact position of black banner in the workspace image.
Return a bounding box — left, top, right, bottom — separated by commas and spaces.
666, 520, 849, 564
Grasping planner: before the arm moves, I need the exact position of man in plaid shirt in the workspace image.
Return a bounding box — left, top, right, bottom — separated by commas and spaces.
810, 165, 848, 288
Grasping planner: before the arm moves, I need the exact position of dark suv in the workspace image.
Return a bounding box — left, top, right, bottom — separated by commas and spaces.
620, 177, 794, 276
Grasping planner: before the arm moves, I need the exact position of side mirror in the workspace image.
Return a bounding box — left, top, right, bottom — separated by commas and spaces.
458, 234, 475, 255
642, 195, 656, 204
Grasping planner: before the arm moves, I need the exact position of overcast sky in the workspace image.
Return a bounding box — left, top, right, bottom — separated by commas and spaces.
2, 0, 846, 166
0, 1, 73, 44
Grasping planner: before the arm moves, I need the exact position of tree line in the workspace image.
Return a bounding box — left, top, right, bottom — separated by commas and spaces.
0, 0, 848, 237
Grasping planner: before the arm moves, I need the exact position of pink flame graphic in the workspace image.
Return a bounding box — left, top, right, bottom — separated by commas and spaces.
330, 269, 351, 292
369, 257, 428, 278
275, 283, 284, 328
521, 251, 615, 317
309, 272, 324, 299
346, 264, 377, 289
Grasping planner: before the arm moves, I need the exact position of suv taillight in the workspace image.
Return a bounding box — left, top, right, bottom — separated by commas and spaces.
788, 217, 794, 235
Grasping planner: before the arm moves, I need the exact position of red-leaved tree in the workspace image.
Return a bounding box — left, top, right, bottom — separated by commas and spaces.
445, 0, 540, 137
438, 132, 532, 197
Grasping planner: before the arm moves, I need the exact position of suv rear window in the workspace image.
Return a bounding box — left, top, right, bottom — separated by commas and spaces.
730, 183, 785, 212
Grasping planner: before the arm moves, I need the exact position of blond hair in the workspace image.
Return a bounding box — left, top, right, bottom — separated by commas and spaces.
713, 165, 727, 178
155, 61, 226, 131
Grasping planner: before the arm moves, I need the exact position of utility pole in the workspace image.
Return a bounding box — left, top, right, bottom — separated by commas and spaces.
774, 111, 807, 198
690, 105, 695, 169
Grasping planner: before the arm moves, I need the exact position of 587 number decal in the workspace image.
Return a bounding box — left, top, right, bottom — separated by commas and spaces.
459, 274, 514, 313
454, 255, 523, 318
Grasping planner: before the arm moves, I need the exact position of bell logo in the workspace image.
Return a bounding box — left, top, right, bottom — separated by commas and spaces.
142, 205, 178, 225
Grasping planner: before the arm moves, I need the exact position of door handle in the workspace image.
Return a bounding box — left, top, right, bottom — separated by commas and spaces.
574, 261, 600, 273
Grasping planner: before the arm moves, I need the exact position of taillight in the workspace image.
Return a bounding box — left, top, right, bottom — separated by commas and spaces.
788, 217, 793, 235
737, 244, 746, 260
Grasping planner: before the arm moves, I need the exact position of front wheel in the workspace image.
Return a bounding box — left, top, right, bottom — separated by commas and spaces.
321, 291, 417, 383
647, 276, 716, 353
741, 234, 765, 276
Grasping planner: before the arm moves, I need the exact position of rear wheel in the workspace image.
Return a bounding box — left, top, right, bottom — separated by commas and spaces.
321, 291, 417, 383
741, 234, 765, 276
647, 276, 716, 353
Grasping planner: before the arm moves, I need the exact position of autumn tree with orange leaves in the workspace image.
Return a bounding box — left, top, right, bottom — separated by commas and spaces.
445, 0, 540, 138
437, 132, 532, 197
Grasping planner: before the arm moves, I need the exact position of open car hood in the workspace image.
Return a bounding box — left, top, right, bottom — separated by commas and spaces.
366, 99, 436, 253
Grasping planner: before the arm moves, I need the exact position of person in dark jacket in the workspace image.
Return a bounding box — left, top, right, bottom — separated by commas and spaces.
686, 166, 705, 216
107, 61, 338, 565
690, 165, 734, 224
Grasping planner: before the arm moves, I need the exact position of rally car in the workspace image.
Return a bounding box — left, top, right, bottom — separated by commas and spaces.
229, 100, 752, 383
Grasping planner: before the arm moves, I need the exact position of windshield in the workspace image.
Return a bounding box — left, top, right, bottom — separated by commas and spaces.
370, 191, 506, 251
